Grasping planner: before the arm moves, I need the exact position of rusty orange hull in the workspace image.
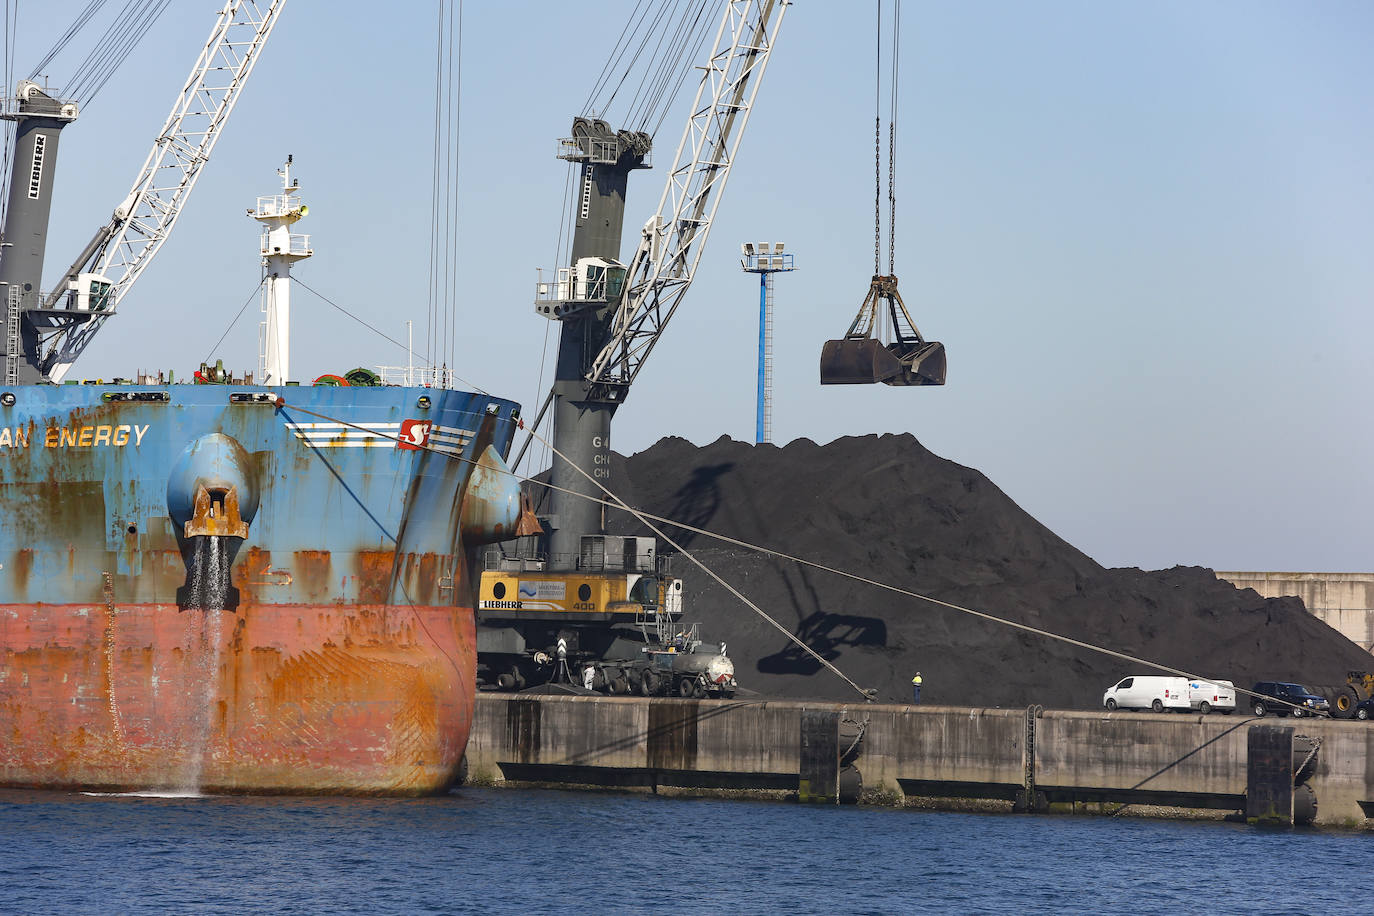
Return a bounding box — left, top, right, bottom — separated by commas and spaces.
0, 384, 524, 795
0, 601, 476, 795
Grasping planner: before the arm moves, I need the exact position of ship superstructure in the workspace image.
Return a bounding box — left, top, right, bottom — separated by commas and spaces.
252, 155, 312, 385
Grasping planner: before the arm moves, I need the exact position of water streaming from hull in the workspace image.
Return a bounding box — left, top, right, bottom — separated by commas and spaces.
175, 536, 229, 792
178, 534, 240, 612
173, 606, 223, 793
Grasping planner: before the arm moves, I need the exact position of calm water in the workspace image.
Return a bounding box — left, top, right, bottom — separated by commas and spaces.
0, 786, 1367, 914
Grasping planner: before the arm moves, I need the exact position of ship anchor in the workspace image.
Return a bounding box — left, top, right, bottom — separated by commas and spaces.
184, 483, 250, 539
176, 483, 249, 613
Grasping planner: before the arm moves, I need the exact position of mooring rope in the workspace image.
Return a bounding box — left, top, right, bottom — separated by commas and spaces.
522, 425, 876, 701
275, 396, 871, 700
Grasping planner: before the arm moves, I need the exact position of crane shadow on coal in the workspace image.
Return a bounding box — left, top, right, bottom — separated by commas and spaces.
757, 612, 889, 675
662, 462, 733, 547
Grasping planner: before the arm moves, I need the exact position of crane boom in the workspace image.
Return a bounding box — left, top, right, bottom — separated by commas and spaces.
584, 0, 788, 400
37, 0, 287, 383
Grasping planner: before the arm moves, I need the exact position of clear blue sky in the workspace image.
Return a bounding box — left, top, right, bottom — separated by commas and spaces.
12, 1, 1374, 573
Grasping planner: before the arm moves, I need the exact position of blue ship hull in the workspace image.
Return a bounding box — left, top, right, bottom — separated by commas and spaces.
0, 382, 522, 794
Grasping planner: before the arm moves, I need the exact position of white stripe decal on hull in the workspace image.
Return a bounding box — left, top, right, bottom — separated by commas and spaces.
287, 420, 476, 450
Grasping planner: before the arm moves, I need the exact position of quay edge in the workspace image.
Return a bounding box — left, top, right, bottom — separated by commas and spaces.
466, 693, 1374, 829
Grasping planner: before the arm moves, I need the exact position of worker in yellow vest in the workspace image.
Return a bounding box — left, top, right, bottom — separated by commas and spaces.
911, 670, 922, 704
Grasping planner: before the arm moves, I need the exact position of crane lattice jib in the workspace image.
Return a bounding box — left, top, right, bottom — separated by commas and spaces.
586, 0, 788, 395
44, 0, 286, 383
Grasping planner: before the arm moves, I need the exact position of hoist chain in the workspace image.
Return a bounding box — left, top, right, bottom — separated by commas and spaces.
888, 122, 896, 275
874, 115, 881, 275
873, 0, 899, 276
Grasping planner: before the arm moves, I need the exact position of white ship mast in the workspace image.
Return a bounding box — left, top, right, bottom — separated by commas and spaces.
250, 156, 311, 385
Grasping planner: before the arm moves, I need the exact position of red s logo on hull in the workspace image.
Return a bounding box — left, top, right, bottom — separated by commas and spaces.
399, 419, 432, 450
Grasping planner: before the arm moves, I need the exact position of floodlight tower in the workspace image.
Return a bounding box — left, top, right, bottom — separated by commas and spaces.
740, 241, 794, 444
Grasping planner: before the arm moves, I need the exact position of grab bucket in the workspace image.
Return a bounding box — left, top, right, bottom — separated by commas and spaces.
820, 339, 946, 387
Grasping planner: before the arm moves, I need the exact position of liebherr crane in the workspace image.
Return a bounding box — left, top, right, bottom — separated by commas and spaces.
0, 0, 286, 385
477, 0, 788, 694
544, 0, 787, 561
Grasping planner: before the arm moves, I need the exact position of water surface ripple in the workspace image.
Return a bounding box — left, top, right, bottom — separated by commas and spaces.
0, 787, 1365, 914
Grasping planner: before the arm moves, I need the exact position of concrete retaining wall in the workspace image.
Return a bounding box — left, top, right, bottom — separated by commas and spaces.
1219, 571, 1374, 652
467, 694, 1374, 828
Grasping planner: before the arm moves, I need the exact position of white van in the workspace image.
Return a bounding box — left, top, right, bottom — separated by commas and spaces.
1102, 676, 1192, 712
1187, 679, 1236, 715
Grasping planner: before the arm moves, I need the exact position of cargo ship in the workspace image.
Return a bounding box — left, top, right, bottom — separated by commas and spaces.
0, 39, 523, 793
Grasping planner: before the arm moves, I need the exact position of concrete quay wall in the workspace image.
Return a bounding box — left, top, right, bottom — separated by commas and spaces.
466, 694, 1374, 828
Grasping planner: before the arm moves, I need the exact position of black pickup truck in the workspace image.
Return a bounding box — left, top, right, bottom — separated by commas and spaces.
1250, 681, 1330, 717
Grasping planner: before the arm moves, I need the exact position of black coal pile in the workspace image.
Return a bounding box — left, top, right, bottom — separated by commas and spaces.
601, 434, 1369, 709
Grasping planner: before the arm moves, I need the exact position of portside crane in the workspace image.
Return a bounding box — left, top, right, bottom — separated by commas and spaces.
542, 0, 788, 561
1, 0, 286, 385
478, 0, 788, 695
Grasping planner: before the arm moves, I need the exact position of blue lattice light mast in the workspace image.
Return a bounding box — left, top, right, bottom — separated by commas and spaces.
740, 242, 795, 444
